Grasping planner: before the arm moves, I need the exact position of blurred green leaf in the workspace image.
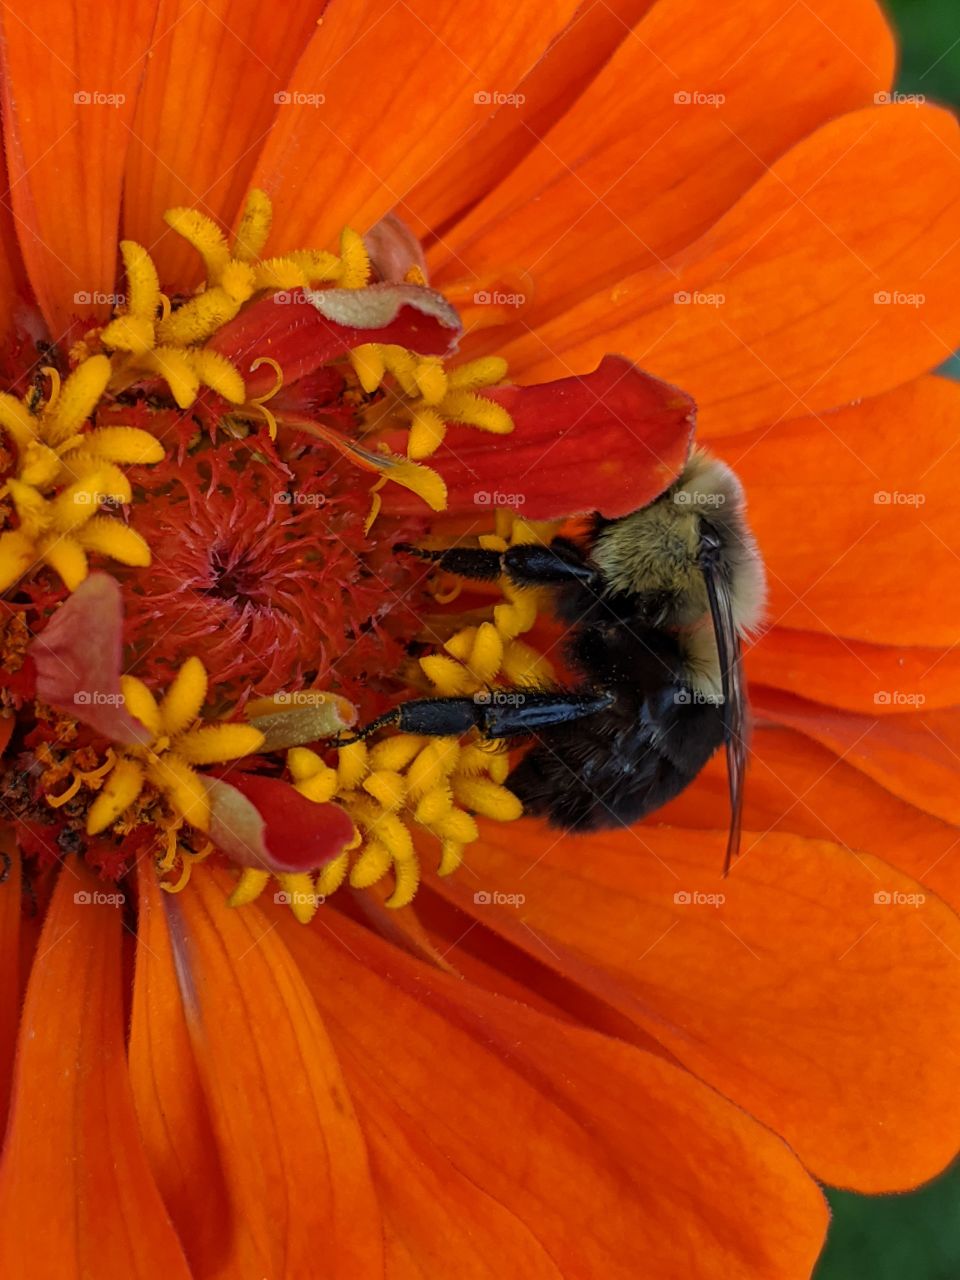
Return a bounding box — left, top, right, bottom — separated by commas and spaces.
885, 0, 960, 106
815, 1162, 960, 1279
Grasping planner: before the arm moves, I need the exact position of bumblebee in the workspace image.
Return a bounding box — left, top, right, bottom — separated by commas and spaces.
348, 449, 765, 870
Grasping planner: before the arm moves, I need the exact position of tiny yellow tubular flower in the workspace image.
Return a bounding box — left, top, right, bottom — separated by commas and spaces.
86, 757, 146, 835
85, 658, 265, 836
233, 187, 272, 262
45, 355, 112, 446
338, 227, 370, 290
0, 360, 163, 594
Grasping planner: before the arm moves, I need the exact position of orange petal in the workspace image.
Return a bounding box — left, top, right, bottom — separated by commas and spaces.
123, 0, 328, 289
0, 0, 156, 337
747, 627, 960, 714
129, 861, 231, 1275
722, 376, 960, 645
428, 820, 960, 1192
754, 687, 960, 826
0, 834, 20, 1129
167, 866, 382, 1277
0, 860, 191, 1278
663, 725, 960, 915
0, 139, 30, 349
432, 0, 893, 332
253, 0, 581, 254
403, 0, 656, 237
502, 105, 960, 432
279, 904, 828, 1279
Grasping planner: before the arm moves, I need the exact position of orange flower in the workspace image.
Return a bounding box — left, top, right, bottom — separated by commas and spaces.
0, 2, 959, 1278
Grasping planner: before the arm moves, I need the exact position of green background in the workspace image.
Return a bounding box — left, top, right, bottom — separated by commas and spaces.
814, 2, 960, 1276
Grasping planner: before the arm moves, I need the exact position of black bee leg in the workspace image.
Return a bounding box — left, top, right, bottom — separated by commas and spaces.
502, 539, 599, 588
396, 537, 599, 589
338, 689, 614, 744
394, 543, 504, 581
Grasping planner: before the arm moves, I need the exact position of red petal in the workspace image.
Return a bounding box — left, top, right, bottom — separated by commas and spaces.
206, 773, 355, 873
210, 284, 461, 396
29, 574, 152, 746
390, 355, 694, 519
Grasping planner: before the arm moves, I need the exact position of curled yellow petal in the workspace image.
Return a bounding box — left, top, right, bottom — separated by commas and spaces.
86, 757, 145, 834
159, 655, 207, 737
228, 866, 271, 908
119, 240, 161, 320
233, 188, 273, 261
175, 723, 265, 765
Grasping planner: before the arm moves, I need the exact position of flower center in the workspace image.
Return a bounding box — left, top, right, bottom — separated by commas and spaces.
0, 191, 546, 919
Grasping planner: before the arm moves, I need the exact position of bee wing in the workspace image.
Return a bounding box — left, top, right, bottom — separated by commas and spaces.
703, 564, 746, 874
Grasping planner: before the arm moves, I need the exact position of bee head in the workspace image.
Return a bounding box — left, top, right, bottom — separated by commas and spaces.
591, 448, 766, 633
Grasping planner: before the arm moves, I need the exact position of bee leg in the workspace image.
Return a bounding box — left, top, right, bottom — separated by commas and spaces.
396, 537, 598, 588
502, 539, 599, 588
394, 543, 503, 581
338, 689, 613, 744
